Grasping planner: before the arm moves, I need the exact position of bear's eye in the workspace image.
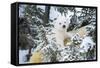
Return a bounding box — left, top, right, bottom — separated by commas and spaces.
59, 23, 61, 25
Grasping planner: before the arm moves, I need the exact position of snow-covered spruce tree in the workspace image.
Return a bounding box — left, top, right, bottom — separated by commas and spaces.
78, 8, 96, 27
19, 17, 35, 62
85, 24, 96, 60
67, 7, 79, 31
19, 5, 51, 62
76, 8, 96, 60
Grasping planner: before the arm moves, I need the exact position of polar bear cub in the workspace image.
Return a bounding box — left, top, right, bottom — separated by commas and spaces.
53, 16, 72, 48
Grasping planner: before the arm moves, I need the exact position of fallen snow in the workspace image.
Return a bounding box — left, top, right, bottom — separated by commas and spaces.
19, 50, 28, 64
80, 36, 95, 52
50, 7, 60, 20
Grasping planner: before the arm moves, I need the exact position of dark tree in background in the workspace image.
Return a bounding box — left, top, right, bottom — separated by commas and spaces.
43, 6, 50, 26
78, 8, 96, 27
67, 7, 78, 31
19, 5, 51, 61
19, 17, 33, 49
19, 5, 51, 50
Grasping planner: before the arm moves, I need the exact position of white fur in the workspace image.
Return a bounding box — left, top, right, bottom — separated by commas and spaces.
53, 16, 71, 48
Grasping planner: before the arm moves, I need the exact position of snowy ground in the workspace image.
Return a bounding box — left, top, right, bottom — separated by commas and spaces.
19, 50, 28, 64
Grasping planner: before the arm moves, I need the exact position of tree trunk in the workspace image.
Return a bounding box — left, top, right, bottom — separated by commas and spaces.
43, 6, 50, 26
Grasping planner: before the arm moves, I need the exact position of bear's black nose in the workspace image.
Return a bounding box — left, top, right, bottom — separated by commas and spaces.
63, 25, 66, 28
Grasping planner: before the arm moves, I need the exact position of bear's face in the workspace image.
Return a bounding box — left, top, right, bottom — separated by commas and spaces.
54, 16, 70, 32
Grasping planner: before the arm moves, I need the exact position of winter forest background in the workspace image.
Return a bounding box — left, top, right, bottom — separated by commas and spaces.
18, 4, 97, 64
